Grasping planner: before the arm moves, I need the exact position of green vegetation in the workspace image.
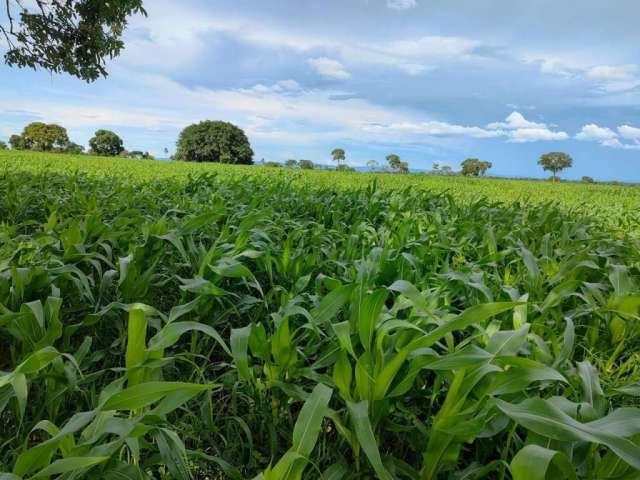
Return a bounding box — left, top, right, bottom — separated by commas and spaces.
538, 152, 573, 181
2, 0, 145, 81
461, 158, 492, 177
175, 121, 254, 164
89, 129, 125, 157
1, 150, 639, 479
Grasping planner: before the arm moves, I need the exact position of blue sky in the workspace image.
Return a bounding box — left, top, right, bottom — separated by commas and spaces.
1, 0, 640, 180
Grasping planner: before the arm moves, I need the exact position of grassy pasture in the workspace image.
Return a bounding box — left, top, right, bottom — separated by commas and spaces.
1, 150, 639, 479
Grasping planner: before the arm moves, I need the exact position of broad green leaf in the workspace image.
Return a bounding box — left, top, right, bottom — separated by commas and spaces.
311, 284, 355, 324
147, 321, 230, 355
32, 456, 109, 478
496, 397, 640, 469
101, 382, 212, 411
510, 445, 576, 480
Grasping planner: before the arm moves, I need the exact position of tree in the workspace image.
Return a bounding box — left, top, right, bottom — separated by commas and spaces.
175, 121, 253, 164
386, 154, 409, 174
1, 1, 146, 82
264, 161, 281, 168
538, 152, 573, 182
582, 176, 595, 183
478, 161, 492, 176
65, 142, 84, 154
9, 134, 25, 150
285, 159, 299, 168
441, 165, 453, 175
0, 140, 6, 150
331, 148, 346, 165
366, 159, 379, 172
89, 130, 124, 156
461, 158, 481, 176
17, 122, 70, 151
298, 159, 314, 170
386, 154, 401, 170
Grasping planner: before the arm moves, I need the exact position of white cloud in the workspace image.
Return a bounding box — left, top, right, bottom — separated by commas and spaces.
509, 128, 569, 143
618, 124, 640, 140
387, 0, 417, 10
369, 121, 500, 138
307, 57, 351, 79
529, 55, 640, 92
576, 123, 640, 149
487, 111, 545, 130
576, 124, 618, 141
487, 112, 568, 143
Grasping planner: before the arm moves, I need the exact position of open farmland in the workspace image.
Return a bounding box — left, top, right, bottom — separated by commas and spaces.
1, 150, 640, 479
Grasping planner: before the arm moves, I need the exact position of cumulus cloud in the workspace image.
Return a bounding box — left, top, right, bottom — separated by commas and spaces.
487, 112, 568, 143
576, 124, 617, 141
618, 124, 640, 141
307, 57, 351, 79
576, 123, 640, 149
387, 0, 417, 10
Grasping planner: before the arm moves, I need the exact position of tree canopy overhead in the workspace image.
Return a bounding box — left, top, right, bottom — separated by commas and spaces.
175, 121, 254, 164
1, 0, 146, 82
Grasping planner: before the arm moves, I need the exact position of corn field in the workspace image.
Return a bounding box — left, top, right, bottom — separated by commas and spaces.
1, 151, 639, 479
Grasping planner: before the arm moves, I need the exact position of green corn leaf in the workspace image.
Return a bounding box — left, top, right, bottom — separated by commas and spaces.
31, 456, 109, 478
496, 397, 640, 469
126, 307, 148, 387
147, 321, 230, 355
101, 381, 212, 411
347, 400, 392, 480
231, 325, 253, 383
357, 288, 389, 353
311, 284, 354, 324
510, 445, 576, 480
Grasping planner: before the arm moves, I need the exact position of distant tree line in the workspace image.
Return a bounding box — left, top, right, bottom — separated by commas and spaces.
5, 122, 156, 159
2, 120, 585, 182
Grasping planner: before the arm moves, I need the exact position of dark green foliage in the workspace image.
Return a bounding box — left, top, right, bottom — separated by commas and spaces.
387, 153, 409, 173
64, 142, 84, 154
461, 158, 492, 176
285, 159, 298, 168
0, 140, 6, 150
89, 129, 125, 156
582, 175, 595, 183
9, 134, 25, 150
1, 0, 146, 81
539, 152, 573, 181
298, 159, 314, 169
175, 120, 254, 164
331, 148, 346, 164
10, 122, 70, 152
